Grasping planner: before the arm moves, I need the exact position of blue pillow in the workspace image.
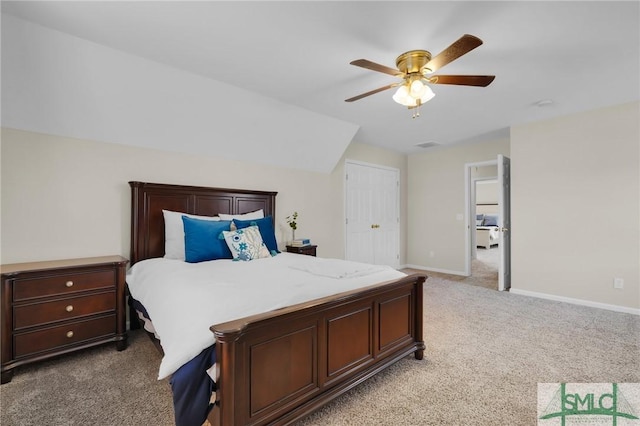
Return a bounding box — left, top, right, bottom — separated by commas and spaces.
233, 216, 279, 254
182, 216, 232, 263
483, 214, 498, 226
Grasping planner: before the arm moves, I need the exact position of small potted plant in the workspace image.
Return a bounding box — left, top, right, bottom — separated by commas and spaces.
286, 211, 298, 241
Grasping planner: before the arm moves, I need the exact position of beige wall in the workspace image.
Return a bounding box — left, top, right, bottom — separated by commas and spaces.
407, 139, 510, 273
510, 102, 639, 309
3, 102, 637, 311
0, 128, 407, 265
476, 180, 498, 205
406, 102, 639, 310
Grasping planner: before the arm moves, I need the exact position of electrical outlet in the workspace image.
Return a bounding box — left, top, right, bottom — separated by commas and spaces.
429, 251, 435, 258
613, 278, 624, 289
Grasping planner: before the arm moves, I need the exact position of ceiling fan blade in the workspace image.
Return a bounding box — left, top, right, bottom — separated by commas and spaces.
350, 59, 404, 77
425, 34, 484, 73
428, 75, 495, 87
345, 83, 399, 102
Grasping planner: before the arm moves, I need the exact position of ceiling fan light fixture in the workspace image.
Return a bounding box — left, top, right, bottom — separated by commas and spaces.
345, 35, 493, 118
392, 81, 435, 107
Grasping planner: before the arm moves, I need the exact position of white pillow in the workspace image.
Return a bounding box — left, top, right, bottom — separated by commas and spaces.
162, 210, 220, 260
218, 209, 264, 221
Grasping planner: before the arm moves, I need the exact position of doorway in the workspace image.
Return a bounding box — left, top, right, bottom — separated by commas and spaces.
464, 155, 511, 290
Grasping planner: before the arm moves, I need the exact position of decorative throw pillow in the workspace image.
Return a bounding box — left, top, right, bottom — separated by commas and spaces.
163, 210, 220, 260
221, 226, 271, 261
182, 216, 232, 263
233, 216, 279, 254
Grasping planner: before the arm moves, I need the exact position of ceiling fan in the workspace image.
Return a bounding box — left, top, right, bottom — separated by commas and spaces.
345, 34, 495, 118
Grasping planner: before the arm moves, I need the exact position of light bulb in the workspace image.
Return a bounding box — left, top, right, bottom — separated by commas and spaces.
419, 85, 435, 103
393, 85, 411, 106
410, 79, 427, 98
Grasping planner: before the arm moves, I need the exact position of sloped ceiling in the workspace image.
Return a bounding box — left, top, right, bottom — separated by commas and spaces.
2, 1, 639, 170
1, 14, 358, 173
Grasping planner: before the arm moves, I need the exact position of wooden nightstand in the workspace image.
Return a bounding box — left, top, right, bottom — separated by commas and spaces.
286, 245, 317, 257
1, 255, 128, 384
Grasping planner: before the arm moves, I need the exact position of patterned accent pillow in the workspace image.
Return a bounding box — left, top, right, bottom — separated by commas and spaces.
221, 225, 272, 261
233, 216, 279, 255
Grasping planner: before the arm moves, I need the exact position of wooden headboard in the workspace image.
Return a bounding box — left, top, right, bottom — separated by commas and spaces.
129, 181, 277, 265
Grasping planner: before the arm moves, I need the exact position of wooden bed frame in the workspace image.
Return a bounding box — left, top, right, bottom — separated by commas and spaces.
129, 181, 426, 426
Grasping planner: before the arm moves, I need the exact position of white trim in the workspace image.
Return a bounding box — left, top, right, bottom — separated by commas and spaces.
510, 288, 640, 315
403, 264, 467, 277
344, 158, 400, 172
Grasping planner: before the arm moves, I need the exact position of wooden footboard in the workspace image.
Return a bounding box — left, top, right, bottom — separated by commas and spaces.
208, 273, 426, 426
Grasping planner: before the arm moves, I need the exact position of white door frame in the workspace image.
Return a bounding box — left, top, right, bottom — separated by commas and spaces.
464, 159, 499, 276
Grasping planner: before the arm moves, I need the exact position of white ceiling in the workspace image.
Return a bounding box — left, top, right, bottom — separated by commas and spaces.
2, 1, 639, 154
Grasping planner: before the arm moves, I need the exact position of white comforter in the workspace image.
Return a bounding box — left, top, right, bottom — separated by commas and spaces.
126, 253, 406, 379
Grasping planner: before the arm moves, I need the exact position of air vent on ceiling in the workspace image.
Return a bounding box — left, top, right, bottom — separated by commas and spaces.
415, 141, 440, 149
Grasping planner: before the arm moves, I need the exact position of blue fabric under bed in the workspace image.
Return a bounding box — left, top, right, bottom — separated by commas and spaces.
131, 298, 217, 426
171, 345, 217, 426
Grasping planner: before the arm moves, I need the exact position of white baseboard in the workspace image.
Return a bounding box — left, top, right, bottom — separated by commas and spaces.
510, 288, 640, 316
399, 264, 639, 315
402, 264, 468, 277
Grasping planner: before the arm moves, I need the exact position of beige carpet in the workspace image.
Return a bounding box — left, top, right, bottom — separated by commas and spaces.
406, 246, 500, 291
1, 275, 638, 425
0, 330, 175, 425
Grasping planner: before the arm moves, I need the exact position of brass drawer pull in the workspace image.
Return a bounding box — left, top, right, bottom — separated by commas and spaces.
65, 305, 74, 312
65, 281, 74, 287
66, 331, 74, 338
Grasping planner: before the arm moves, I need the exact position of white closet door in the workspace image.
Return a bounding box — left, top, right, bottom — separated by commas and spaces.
345, 162, 375, 264
345, 162, 399, 268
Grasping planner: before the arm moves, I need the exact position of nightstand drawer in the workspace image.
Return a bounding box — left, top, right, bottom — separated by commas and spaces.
14, 315, 116, 358
286, 245, 317, 256
13, 270, 115, 302
14, 291, 116, 330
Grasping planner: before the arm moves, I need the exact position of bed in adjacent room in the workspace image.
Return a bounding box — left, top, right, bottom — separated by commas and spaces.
476, 226, 499, 249
475, 207, 500, 249
126, 181, 426, 426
